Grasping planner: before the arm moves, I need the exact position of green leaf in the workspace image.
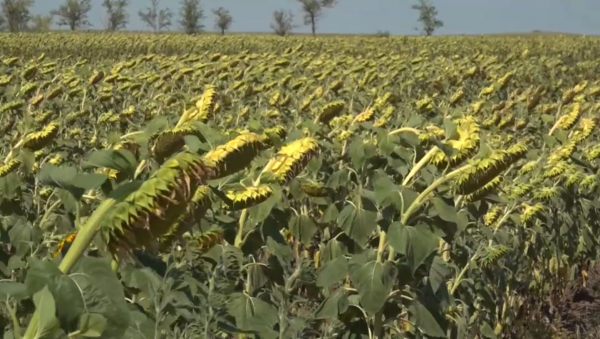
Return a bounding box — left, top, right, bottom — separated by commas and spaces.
348, 138, 366, 169
443, 119, 458, 140
320, 238, 348, 263
37, 164, 84, 199
25, 260, 85, 324
183, 135, 203, 153
247, 264, 268, 295
144, 116, 169, 136
316, 255, 348, 288
541, 114, 554, 124
320, 204, 339, 223
326, 168, 348, 188
373, 170, 403, 209
82, 149, 136, 177
429, 256, 451, 294
70, 257, 130, 339
480, 322, 497, 338
289, 214, 318, 246
32, 286, 59, 338
227, 293, 279, 332
8, 221, 31, 257
263, 226, 292, 263
78, 313, 107, 337
18, 149, 35, 176
0, 282, 28, 301
249, 188, 280, 223
409, 300, 446, 338
314, 289, 349, 319
56, 188, 79, 213
71, 173, 108, 190
349, 259, 397, 315
387, 222, 438, 273
432, 198, 457, 223
337, 203, 377, 248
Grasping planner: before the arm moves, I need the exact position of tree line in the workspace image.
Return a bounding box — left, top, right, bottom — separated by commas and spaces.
0, 0, 443, 36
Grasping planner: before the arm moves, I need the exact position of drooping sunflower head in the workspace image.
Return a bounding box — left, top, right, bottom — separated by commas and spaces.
263, 138, 320, 184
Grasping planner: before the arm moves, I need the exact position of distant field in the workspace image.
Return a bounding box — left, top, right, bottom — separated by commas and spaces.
1, 32, 600, 338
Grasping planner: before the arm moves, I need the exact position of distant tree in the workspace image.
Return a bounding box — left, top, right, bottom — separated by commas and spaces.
297, 0, 335, 36
270, 9, 294, 36
212, 7, 232, 35
28, 14, 53, 32
1, 0, 34, 32
139, 0, 172, 33
412, 0, 443, 36
0, 12, 5, 30
102, 0, 128, 31
179, 0, 204, 34
52, 0, 92, 31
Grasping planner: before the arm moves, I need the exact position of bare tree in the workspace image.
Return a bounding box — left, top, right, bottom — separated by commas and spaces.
297, 0, 335, 36
102, 0, 128, 31
179, 0, 204, 34
28, 14, 53, 32
271, 10, 294, 36
1, 0, 34, 32
139, 0, 172, 33
412, 0, 443, 36
52, 0, 92, 31
212, 7, 232, 35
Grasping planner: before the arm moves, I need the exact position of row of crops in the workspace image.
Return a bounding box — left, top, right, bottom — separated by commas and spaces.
1, 33, 600, 338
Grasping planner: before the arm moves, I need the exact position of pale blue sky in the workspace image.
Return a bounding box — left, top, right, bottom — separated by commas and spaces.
33, 0, 600, 35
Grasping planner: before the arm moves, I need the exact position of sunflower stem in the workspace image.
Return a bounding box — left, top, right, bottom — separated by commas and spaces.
4, 139, 24, 164
6, 300, 22, 339
401, 164, 472, 225
37, 199, 61, 229
23, 198, 118, 339
402, 146, 438, 186
387, 127, 421, 136
234, 209, 249, 248
134, 159, 147, 179
376, 228, 387, 263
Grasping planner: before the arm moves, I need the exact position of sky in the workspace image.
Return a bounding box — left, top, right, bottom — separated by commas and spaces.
32, 0, 600, 35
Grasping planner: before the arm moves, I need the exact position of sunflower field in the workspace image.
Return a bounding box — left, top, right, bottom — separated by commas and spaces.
1, 32, 600, 339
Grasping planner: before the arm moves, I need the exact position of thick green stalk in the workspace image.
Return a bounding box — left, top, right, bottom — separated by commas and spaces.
23, 198, 118, 339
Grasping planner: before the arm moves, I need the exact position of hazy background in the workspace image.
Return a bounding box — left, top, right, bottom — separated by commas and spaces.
34, 0, 600, 35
